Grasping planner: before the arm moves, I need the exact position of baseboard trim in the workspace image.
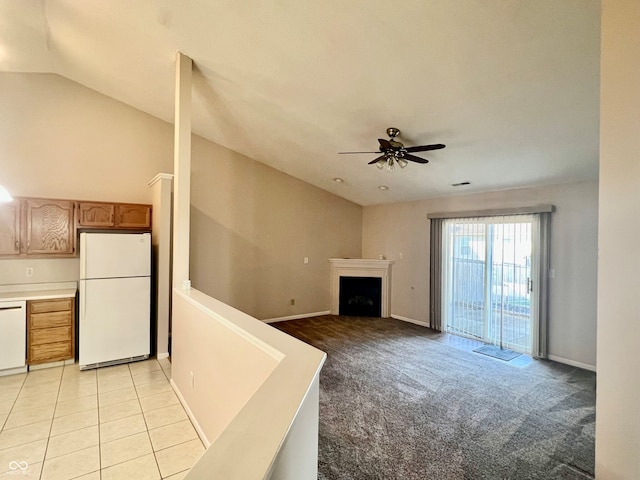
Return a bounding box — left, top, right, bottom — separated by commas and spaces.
157, 352, 170, 360
0, 365, 28, 377
262, 311, 331, 324
28, 359, 71, 371
391, 314, 430, 328
547, 355, 596, 372
170, 378, 211, 448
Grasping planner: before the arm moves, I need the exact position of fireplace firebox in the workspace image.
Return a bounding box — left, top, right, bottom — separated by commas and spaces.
339, 276, 382, 317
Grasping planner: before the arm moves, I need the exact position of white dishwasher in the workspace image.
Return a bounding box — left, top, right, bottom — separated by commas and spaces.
0, 300, 26, 372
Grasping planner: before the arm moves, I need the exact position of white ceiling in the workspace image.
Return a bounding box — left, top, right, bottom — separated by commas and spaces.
0, 0, 600, 206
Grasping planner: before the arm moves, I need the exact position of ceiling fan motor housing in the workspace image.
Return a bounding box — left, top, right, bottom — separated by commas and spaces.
386, 127, 401, 139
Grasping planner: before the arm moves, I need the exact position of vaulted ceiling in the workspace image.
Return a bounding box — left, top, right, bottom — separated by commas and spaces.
0, 0, 600, 205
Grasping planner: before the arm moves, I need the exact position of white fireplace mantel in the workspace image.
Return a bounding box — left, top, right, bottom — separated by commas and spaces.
329, 258, 394, 317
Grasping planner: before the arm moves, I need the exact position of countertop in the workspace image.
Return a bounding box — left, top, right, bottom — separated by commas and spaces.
0, 282, 77, 302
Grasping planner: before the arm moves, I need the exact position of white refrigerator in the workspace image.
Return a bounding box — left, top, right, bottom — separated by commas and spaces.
79, 232, 151, 369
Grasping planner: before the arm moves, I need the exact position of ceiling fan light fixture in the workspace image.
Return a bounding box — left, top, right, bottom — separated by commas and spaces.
376, 159, 385, 170
0, 184, 12, 203
386, 158, 395, 172
397, 158, 408, 168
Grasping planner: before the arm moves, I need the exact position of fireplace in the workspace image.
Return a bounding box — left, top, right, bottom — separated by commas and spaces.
329, 259, 393, 317
339, 276, 382, 317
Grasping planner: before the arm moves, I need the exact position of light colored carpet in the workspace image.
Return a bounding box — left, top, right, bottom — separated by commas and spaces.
274, 315, 595, 480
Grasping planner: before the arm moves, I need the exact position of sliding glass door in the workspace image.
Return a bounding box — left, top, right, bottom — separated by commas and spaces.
441, 215, 536, 354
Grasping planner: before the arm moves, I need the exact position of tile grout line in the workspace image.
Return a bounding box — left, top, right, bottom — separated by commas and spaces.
97, 365, 137, 478
95, 364, 102, 480
0, 359, 193, 480
0, 373, 26, 431
0, 372, 36, 476
130, 361, 164, 480
41, 366, 65, 480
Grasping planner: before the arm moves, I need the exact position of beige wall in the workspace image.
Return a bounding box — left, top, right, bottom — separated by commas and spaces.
596, 1, 640, 477
189, 135, 363, 320
0, 72, 601, 370
363, 180, 598, 368
0, 73, 174, 203
1, 72, 362, 322
0, 72, 174, 286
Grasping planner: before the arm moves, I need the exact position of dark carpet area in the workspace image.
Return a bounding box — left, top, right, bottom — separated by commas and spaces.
273, 315, 595, 480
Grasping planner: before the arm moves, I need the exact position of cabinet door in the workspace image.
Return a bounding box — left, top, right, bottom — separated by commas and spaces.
78, 202, 115, 227
115, 204, 151, 229
0, 202, 21, 255
24, 199, 75, 255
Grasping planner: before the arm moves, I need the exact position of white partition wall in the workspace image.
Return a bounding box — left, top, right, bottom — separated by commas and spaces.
172, 289, 325, 479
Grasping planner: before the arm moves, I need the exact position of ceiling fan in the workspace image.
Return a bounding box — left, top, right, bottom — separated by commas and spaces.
339, 127, 445, 171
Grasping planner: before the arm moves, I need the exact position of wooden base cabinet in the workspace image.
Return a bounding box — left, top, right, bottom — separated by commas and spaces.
27, 298, 75, 365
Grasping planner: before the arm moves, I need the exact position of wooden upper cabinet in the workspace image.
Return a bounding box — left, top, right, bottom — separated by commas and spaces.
115, 204, 151, 229
78, 202, 115, 227
0, 201, 21, 256
78, 202, 151, 230
0, 197, 151, 258
24, 199, 75, 255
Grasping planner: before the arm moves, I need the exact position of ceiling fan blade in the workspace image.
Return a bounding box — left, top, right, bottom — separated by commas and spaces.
368, 155, 387, 165
404, 143, 446, 153
338, 151, 381, 154
378, 139, 393, 151
403, 153, 429, 164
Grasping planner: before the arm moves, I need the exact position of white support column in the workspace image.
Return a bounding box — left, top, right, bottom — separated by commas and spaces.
597, 1, 640, 477
149, 173, 173, 359
172, 52, 192, 290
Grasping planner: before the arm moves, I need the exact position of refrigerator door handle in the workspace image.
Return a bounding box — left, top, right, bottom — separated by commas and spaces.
80, 281, 87, 324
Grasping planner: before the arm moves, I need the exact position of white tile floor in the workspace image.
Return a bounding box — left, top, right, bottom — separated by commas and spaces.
0, 358, 205, 479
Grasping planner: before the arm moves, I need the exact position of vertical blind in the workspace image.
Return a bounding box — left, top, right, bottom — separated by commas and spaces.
429, 207, 552, 358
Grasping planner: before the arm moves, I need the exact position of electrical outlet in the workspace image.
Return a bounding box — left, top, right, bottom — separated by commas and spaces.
26, 267, 34, 277
303, 257, 309, 264
290, 298, 295, 306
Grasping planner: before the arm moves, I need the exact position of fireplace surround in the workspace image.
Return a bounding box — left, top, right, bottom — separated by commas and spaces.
329, 258, 393, 317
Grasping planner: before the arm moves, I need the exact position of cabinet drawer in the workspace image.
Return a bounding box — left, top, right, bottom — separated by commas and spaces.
29, 341, 72, 364
30, 311, 72, 329
29, 298, 73, 314
30, 326, 71, 346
